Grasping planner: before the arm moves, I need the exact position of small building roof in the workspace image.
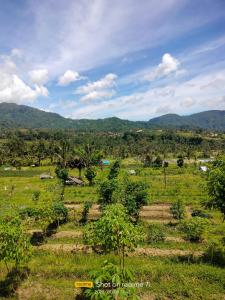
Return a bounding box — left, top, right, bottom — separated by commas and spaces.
199, 166, 208, 172
101, 159, 110, 165
65, 176, 84, 185
128, 169, 136, 175
40, 173, 53, 179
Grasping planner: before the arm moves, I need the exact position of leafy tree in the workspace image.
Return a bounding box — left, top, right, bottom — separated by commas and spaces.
147, 224, 165, 243
177, 156, 184, 168
144, 154, 153, 167
98, 179, 118, 207
206, 161, 225, 221
152, 155, 163, 168
170, 199, 185, 220
84, 204, 142, 269
108, 160, 120, 180
0, 217, 32, 271
55, 166, 68, 200
32, 140, 47, 166
85, 167, 97, 186
163, 161, 169, 188
121, 180, 149, 222
180, 217, 209, 242
55, 139, 72, 167
80, 201, 92, 224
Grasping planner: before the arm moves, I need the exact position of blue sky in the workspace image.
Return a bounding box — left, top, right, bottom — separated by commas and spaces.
0, 0, 225, 120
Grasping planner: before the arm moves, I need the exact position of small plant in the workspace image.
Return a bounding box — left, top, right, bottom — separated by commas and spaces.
85, 167, 96, 186
147, 224, 165, 243
171, 199, 185, 220
180, 217, 209, 242
32, 190, 41, 203
202, 240, 225, 267
83, 260, 139, 300
9, 185, 15, 198
80, 201, 92, 224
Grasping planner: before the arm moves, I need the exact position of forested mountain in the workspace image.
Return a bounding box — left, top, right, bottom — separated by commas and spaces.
0, 102, 225, 131
148, 111, 225, 131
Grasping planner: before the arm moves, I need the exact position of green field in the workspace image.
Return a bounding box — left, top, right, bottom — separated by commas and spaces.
0, 158, 224, 299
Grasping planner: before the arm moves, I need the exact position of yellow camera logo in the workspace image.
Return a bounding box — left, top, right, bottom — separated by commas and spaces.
75, 281, 93, 288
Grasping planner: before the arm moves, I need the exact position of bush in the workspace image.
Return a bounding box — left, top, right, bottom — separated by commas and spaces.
85, 167, 96, 186
147, 224, 165, 243
203, 241, 225, 267
122, 180, 149, 222
191, 209, 212, 219
180, 217, 209, 242
108, 160, 120, 180
0, 217, 32, 270
177, 156, 184, 168
171, 199, 185, 220
80, 201, 92, 224
98, 179, 118, 207
83, 260, 139, 300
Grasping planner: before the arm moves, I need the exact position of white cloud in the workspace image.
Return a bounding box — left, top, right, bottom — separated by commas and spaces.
76, 73, 117, 102
81, 90, 115, 103
70, 69, 225, 120
29, 69, 49, 85
181, 97, 196, 108
58, 70, 82, 86
145, 53, 180, 81
11, 48, 23, 58
0, 71, 48, 104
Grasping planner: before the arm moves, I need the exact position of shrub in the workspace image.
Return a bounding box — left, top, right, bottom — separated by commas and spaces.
147, 224, 165, 243
84, 204, 143, 269
177, 156, 184, 168
32, 190, 41, 203
98, 179, 118, 207
80, 201, 92, 224
83, 260, 139, 300
0, 217, 32, 270
171, 199, 185, 220
152, 156, 163, 168
85, 167, 96, 186
122, 180, 149, 222
108, 160, 120, 180
202, 240, 225, 267
191, 209, 212, 219
180, 217, 209, 242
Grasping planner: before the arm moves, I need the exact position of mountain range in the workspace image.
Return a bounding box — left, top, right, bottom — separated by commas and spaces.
0, 102, 225, 132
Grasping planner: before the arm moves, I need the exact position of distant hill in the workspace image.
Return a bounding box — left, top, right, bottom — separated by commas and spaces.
0, 102, 224, 131
0, 103, 144, 131
148, 110, 225, 131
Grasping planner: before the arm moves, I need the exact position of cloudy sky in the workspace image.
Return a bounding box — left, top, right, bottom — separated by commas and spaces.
0, 0, 225, 120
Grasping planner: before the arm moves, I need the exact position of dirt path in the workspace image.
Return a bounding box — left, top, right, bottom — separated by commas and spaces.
66, 203, 174, 222
38, 243, 202, 257
53, 230, 83, 238
41, 229, 185, 243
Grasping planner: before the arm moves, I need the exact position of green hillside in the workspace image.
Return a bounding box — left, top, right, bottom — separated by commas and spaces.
0, 102, 225, 131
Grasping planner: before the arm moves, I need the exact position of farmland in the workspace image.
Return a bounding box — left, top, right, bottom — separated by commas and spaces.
0, 154, 225, 300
